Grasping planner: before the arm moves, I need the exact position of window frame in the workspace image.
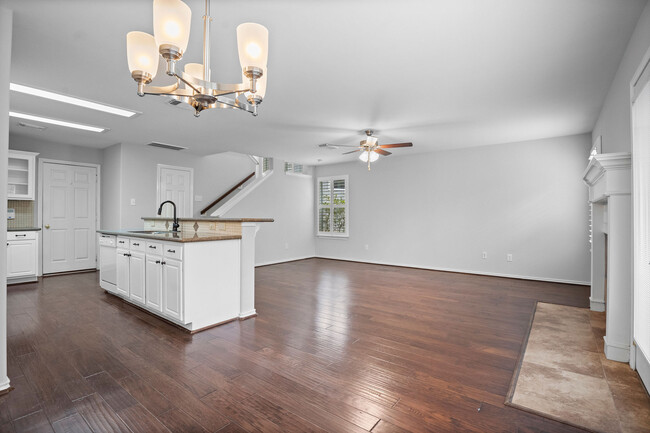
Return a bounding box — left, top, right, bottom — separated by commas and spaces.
316, 175, 349, 238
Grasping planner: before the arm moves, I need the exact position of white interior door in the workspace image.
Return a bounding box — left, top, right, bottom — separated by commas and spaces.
157, 165, 193, 217
42, 163, 97, 274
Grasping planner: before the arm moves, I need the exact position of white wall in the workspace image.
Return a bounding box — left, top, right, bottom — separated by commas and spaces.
315, 134, 592, 284
0, 5, 12, 392
593, 2, 650, 153
223, 161, 316, 266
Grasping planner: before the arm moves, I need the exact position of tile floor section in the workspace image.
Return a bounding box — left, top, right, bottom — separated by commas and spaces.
507, 302, 650, 433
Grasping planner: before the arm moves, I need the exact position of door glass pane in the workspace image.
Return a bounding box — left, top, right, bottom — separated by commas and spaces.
319, 208, 331, 232
332, 179, 346, 205
319, 181, 331, 205
333, 208, 345, 233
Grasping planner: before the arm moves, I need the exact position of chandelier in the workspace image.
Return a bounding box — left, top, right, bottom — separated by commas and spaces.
126, 0, 268, 117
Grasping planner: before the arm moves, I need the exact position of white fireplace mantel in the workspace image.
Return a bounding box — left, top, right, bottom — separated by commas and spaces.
583, 152, 632, 202
582, 152, 632, 363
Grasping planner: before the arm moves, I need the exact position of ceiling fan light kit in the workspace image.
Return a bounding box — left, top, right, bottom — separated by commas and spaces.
126, 0, 268, 117
327, 129, 413, 170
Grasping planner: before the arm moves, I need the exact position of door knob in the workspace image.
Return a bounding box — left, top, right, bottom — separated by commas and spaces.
45, 224, 50, 229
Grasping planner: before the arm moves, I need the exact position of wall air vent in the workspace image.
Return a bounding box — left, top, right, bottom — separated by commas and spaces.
146, 141, 187, 151
17, 121, 46, 130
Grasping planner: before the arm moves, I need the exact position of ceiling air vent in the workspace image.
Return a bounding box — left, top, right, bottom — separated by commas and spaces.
146, 141, 187, 151
17, 121, 46, 131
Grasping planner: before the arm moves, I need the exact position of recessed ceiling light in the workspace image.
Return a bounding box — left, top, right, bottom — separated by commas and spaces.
9, 83, 139, 118
9, 112, 107, 133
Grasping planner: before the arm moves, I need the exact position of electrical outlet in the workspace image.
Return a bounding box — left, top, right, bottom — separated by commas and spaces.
195, 195, 203, 202
130, 198, 136, 206
364, 244, 369, 250
482, 251, 487, 259
507, 253, 513, 262
284, 242, 289, 250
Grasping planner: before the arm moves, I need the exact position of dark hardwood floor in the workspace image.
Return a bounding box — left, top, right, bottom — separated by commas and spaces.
0, 258, 592, 433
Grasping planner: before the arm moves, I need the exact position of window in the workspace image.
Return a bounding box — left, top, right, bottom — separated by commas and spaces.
285, 162, 303, 174
262, 157, 272, 173
317, 175, 348, 237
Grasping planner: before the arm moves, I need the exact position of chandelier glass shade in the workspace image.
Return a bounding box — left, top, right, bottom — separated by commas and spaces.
126, 0, 268, 117
359, 150, 379, 163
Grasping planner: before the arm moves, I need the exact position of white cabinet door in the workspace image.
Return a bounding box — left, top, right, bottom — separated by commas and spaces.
145, 255, 163, 312
115, 248, 130, 297
7, 240, 36, 277
162, 258, 183, 322
129, 251, 146, 305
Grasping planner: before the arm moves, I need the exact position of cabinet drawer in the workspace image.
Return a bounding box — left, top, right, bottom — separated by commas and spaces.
163, 244, 182, 260
116, 237, 129, 248
129, 239, 145, 251
7, 231, 36, 241
98, 234, 116, 247
146, 241, 163, 255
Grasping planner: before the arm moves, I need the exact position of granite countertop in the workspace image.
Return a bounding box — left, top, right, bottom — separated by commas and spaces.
97, 230, 241, 243
141, 217, 274, 223
8, 227, 42, 232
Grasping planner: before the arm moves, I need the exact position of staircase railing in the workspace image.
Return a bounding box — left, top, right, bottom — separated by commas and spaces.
199, 171, 256, 215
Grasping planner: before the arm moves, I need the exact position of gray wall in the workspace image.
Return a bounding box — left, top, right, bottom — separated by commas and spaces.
116, 144, 254, 228
224, 161, 316, 265
315, 134, 592, 284
101, 143, 121, 230
593, 2, 650, 153
9, 133, 104, 227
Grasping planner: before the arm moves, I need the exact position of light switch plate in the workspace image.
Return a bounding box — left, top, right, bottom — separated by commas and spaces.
130, 198, 136, 206
195, 195, 203, 202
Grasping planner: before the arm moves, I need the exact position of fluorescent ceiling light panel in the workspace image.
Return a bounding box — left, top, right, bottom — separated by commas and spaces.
9, 83, 138, 117
9, 111, 107, 133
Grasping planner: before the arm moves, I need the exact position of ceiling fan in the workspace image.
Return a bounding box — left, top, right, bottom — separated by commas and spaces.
320, 130, 413, 170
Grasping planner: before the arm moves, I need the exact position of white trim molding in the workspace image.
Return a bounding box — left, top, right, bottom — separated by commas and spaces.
589, 296, 606, 312
582, 152, 632, 203
604, 336, 630, 363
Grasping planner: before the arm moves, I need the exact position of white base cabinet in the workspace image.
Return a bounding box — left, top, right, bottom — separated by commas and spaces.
7, 231, 39, 284
101, 234, 240, 331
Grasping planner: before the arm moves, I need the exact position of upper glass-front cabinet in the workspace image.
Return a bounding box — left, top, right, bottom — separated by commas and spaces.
8, 150, 38, 200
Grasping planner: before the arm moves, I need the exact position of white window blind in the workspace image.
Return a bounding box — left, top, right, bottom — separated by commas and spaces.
317, 175, 348, 237
262, 157, 272, 173
284, 162, 304, 174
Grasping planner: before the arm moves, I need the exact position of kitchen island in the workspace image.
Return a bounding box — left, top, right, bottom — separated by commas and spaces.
97, 217, 272, 332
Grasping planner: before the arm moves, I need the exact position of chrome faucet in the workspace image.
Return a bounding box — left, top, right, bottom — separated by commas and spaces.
157, 200, 179, 232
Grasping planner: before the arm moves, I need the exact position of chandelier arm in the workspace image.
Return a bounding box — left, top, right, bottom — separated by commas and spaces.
142, 81, 180, 95
216, 96, 255, 113
173, 73, 202, 94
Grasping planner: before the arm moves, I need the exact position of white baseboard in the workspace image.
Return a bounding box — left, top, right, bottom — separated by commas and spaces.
590, 297, 606, 312
315, 256, 590, 286
255, 255, 315, 267
0, 376, 10, 391
636, 344, 650, 392
239, 309, 257, 319
604, 336, 630, 362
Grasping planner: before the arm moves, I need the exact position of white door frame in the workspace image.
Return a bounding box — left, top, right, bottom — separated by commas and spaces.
156, 164, 194, 216
38, 158, 101, 275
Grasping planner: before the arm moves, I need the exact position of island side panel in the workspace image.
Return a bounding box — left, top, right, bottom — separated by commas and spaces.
240, 223, 259, 318
183, 239, 241, 330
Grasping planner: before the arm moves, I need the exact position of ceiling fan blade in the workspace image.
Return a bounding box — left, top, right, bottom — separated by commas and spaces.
379, 142, 413, 148
374, 148, 392, 156
342, 149, 361, 154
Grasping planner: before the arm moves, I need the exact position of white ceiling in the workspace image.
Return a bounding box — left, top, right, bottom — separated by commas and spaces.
4, 0, 647, 164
